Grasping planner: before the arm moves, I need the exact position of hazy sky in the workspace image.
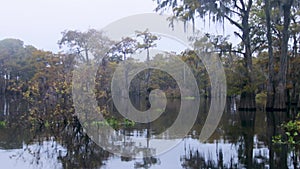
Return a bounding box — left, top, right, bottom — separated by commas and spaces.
0, 0, 157, 52
0, 0, 237, 52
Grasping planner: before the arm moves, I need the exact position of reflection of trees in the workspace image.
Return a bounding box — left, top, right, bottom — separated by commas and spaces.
266, 111, 289, 169
0, 124, 32, 149
2, 95, 299, 168
133, 119, 160, 169
289, 107, 300, 169
180, 142, 237, 169
134, 156, 160, 169
58, 119, 110, 169
0, 96, 32, 149
181, 106, 279, 169
237, 111, 271, 168
8, 117, 110, 169
238, 111, 255, 169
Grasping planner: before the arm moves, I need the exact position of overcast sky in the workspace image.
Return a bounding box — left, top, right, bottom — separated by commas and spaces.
0, 0, 158, 52
0, 0, 238, 52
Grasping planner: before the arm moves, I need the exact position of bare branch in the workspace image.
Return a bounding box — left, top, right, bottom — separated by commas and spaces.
234, 0, 243, 12
223, 14, 243, 30
239, 0, 246, 11
251, 40, 267, 54
234, 31, 243, 40
227, 7, 243, 17
231, 49, 245, 55
246, 0, 253, 13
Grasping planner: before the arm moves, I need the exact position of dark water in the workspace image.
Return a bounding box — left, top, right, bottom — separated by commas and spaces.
0, 96, 299, 169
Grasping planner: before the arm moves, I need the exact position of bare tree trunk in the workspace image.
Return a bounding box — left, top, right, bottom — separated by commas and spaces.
146, 48, 150, 90
123, 53, 129, 98
274, 0, 293, 110
265, 0, 275, 111
238, 0, 256, 110
290, 17, 298, 105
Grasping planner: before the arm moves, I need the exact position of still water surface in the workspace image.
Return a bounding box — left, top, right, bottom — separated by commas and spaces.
0, 96, 298, 169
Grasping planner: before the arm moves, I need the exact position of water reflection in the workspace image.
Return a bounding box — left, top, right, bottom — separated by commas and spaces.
267, 111, 289, 169
0, 96, 299, 168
